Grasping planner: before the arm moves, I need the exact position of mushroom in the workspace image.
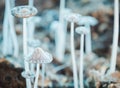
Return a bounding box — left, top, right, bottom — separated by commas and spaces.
28, 39, 41, 75
78, 16, 98, 54
110, 0, 119, 73
50, 8, 72, 63
75, 26, 89, 88
2, 0, 19, 57
11, 5, 38, 88
53, 0, 66, 62
66, 13, 81, 88
26, 47, 53, 88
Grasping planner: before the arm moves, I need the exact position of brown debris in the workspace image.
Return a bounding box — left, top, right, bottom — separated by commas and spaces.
0, 59, 26, 88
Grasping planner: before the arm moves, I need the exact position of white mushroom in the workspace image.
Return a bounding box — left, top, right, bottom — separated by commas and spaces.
27, 47, 53, 88
75, 26, 88, 88
11, 5, 38, 88
53, 0, 66, 62
78, 16, 98, 54
28, 39, 41, 75
66, 13, 81, 88
110, 0, 119, 73
2, 0, 19, 57
11, 5, 38, 18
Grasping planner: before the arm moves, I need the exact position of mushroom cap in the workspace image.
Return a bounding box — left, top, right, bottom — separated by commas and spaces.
65, 13, 82, 23
75, 26, 89, 34
21, 71, 35, 79
78, 16, 98, 26
28, 39, 41, 48
11, 5, 38, 18
26, 48, 53, 64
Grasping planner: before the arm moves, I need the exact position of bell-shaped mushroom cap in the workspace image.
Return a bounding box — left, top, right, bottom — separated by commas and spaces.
65, 13, 82, 23
28, 39, 41, 48
75, 26, 89, 34
27, 47, 53, 64
11, 5, 38, 18
21, 71, 35, 79
78, 16, 98, 26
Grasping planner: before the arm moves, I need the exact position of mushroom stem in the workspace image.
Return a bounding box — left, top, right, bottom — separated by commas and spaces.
110, 0, 119, 73
42, 64, 45, 88
23, 18, 28, 56
34, 63, 40, 88
29, 0, 34, 6
23, 18, 31, 88
3, 0, 9, 56
27, 20, 34, 41
8, 11, 19, 57
3, 0, 19, 57
70, 22, 78, 88
85, 24, 92, 54
79, 34, 84, 88
55, 0, 66, 62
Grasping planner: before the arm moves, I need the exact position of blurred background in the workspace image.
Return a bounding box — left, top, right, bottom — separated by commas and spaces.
0, 0, 120, 88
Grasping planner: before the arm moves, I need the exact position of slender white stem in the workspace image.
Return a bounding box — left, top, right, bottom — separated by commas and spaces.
7, 31, 13, 55
23, 18, 31, 88
29, 0, 34, 6
31, 63, 35, 83
3, 0, 19, 57
28, 20, 35, 40
70, 22, 78, 88
34, 63, 40, 88
85, 25, 92, 54
23, 18, 29, 71
8, 7, 19, 57
79, 34, 84, 88
42, 64, 45, 88
55, 0, 66, 62
110, 0, 119, 73
31, 63, 35, 73
10, 0, 15, 8
23, 18, 28, 56
55, 23, 66, 62
59, 0, 65, 22
3, 0, 9, 55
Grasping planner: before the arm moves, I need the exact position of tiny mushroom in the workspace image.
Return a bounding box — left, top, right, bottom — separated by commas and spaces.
66, 13, 82, 88
11, 5, 38, 18
26, 47, 53, 88
78, 16, 98, 54
66, 13, 81, 23
11, 5, 38, 88
28, 39, 41, 75
75, 26, 89, 88
3, 0, 19, 57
